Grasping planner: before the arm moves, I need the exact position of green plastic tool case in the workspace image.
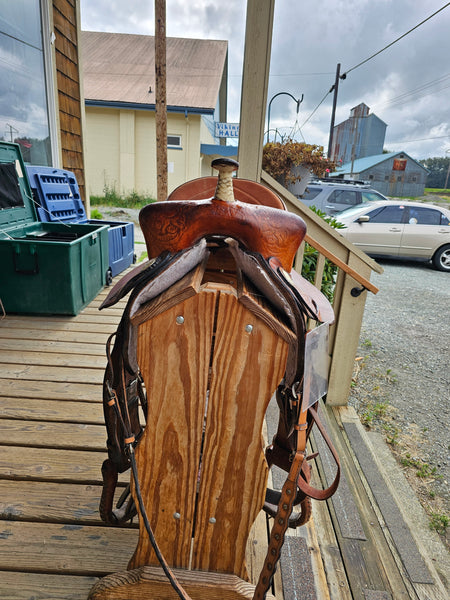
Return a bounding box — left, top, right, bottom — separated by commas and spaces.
0, 142, 109, 315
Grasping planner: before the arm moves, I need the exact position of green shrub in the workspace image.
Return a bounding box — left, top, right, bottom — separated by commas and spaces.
300, 207, 345, 302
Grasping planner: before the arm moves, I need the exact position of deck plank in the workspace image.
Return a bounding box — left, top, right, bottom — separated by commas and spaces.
0, 397, 103, 423
0, 349, 106, 368
0, 364, 104, 384
0, 337, 106, 355
0, 480, 133, 525
0, 327, 109, 345
0, 520, 137, 575
0, 378, 101, 401
0, 446, 109, 483
0, 419, 107, 450
1, 317, 116, 334
0, 571, 98, 600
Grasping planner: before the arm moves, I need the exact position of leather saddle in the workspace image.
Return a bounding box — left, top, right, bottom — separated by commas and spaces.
93, 158, 340, 600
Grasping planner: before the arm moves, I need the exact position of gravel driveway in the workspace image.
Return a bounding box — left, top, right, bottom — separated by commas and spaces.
348, 257, 450, 530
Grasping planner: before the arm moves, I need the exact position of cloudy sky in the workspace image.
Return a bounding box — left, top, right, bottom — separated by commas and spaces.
80, 0, 450, 160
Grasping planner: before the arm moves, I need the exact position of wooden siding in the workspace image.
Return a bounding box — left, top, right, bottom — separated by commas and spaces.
52, 0, 86, 202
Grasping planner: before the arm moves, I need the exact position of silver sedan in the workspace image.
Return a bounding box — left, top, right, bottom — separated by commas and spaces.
337, 200, 450, 271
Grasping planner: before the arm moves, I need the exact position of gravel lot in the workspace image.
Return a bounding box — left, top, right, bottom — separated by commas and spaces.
348, 257, 450, 534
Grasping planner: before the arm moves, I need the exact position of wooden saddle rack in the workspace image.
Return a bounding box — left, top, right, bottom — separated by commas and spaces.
88, 159, 340, 600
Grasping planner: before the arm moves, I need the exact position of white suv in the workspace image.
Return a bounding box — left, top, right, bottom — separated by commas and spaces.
299, 179, 389, 216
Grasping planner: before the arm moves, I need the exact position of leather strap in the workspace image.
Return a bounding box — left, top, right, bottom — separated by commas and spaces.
253, 403, 309, 599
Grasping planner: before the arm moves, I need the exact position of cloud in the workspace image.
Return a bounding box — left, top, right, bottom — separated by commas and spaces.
80, 0, 450, 159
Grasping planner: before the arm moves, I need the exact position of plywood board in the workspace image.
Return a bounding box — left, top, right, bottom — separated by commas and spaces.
129, 288, 217, 570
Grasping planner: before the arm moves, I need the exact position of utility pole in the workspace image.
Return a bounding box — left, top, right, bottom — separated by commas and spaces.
327, 63, 341, 161
155, 0, 168, 202
445, 149, 450, 189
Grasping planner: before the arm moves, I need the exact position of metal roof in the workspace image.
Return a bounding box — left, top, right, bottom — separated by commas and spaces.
81, 31, 227, 112
332, 152, 428, 175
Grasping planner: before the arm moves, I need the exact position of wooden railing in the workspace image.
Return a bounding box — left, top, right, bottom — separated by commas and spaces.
261, 171, 383, 406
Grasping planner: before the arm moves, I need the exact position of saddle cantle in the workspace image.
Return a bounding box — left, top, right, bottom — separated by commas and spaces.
90, 158, 339, 600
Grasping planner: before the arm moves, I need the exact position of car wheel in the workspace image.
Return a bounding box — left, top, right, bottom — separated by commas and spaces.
432, 245, 450, 272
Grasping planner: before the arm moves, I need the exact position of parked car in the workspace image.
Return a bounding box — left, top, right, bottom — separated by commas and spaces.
337, 200, 450, 271
299, 178, 389, 216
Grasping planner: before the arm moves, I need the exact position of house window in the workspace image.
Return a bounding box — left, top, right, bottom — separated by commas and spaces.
167, 135, 182, 149
385, 175, 389, 181
0, 1, 53, 165
368, 174, 374, 180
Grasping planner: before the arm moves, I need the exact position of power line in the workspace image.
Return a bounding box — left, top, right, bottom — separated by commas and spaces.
373, 75, 450, 110
381, 83, 450, 110
387, 134, 450, 144
375, 73, 450, 105
341, 3, 450, 78
229, 71, 334, 79
269, 71, 335, 77
299, 89, 331, 128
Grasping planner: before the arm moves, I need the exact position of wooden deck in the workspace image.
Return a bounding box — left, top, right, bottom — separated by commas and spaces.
0, 285, 286, 599
0, 284, 447, 599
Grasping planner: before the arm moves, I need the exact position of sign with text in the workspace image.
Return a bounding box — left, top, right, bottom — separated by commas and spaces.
215, 122, 240, 138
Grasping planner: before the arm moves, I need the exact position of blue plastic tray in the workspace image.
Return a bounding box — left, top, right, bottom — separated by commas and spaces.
26, 165, 135, 278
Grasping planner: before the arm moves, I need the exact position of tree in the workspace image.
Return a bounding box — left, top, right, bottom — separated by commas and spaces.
262, 140, 335, 186
419, 156, 450, 189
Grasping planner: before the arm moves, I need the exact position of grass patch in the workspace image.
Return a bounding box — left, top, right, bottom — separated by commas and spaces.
425, 188, 450, 197
90, 208, 103, 219
429, 512, 449, 535
400, 454, 442, 479
361, 401, 389, 427
383, 424, 400, 446
91, 184, 156, 209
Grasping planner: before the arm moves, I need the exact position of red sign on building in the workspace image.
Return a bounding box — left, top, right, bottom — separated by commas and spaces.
393, 159, 407, 171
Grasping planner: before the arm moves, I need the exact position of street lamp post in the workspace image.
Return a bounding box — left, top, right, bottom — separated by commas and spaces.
266, 92, 303, 144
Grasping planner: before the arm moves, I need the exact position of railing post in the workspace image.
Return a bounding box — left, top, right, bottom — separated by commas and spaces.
326, 256, 373, 406
237, 0, 275, 181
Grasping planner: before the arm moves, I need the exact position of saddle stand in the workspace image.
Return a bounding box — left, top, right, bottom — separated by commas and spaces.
88, 159, 339, 600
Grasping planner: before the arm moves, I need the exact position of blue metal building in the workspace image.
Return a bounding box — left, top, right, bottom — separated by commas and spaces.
331, 103, 387, 165
331, 152, 429, 197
